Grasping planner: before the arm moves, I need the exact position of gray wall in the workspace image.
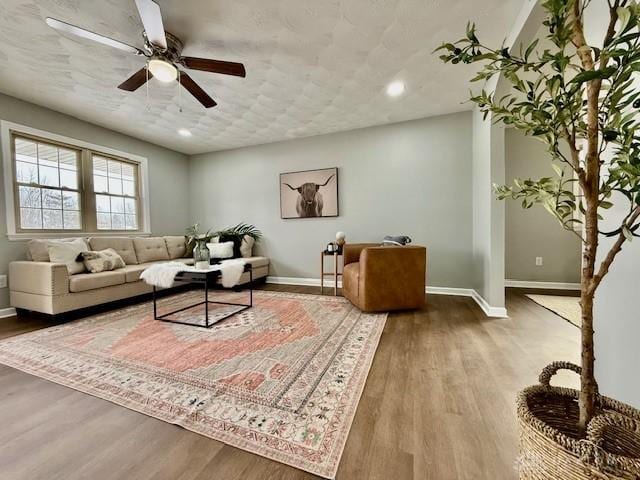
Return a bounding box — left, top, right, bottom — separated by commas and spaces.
585, 2, 640, 409
505, 128, 581, 283
467, 0, 543, 313
594, 200, 640, 408
189, 112, 474, 288
0, 93, 190, 310
472, 108, 506, 311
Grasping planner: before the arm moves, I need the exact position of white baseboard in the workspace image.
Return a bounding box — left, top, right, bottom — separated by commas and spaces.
266, 276, 507, 318
471, 291, 509, 318
426, 286, 475, 297
505, 279, 581, 291
266, 276, 339, 287
0, 307, 16, 319
429, 286, 507, 317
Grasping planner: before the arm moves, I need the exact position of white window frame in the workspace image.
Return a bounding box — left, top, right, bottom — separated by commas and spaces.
2, 120, 151, 240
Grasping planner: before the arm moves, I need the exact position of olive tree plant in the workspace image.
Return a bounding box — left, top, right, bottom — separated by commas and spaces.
437, 0, 640, 431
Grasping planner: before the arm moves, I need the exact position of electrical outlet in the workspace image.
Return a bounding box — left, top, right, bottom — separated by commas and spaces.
0, 275, 6, 289
535, 257, 543, 267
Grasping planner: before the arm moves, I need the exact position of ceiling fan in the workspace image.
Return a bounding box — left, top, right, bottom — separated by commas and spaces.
45, 0, 246, 108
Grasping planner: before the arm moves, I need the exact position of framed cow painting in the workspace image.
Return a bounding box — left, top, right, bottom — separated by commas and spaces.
280, 167, 339, 219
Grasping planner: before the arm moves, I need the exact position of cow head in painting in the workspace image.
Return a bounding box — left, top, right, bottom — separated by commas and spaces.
283, 174, 336, 217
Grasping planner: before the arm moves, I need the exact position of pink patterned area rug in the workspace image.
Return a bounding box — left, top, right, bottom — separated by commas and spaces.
0, 290, 387, 478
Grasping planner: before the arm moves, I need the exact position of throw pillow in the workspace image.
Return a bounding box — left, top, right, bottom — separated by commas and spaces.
218, 234, 242, 258
47, 239, 88, 274
28, 237, 88, 262
79, 248, 126, 273
206, 241, 234, 260
240, 235, 255, 258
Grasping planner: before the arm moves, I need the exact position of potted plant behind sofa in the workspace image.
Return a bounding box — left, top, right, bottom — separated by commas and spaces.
187, 223, 263, 261
213, 223, 263, 258
436, 1, 640, 478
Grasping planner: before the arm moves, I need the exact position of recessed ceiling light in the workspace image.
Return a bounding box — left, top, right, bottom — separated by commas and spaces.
178, 128, 192, 137
386, 81, 405, 97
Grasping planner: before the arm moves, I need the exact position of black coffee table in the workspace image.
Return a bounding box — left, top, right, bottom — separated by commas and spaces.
152, 263, 253, 328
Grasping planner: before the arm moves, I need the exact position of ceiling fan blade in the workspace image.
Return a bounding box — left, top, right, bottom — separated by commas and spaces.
135, 0, 167, 49
181, 57, 246, 78
118, 67, 152, 91
179, 71, 217, 108
46, 17, 143, 55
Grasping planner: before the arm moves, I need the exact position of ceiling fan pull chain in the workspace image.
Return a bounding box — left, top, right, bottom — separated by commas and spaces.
178, 70, 183, 113
145, 66, 151, 111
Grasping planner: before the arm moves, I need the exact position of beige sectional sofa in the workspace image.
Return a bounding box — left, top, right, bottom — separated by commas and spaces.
9, 236, 269, 315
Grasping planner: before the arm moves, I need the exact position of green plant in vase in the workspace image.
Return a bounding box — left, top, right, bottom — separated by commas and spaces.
185, 223, 214, 268
213, 223, 263, 257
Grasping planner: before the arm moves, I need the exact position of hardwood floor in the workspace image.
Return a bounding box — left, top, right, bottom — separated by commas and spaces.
0, 286, 579, 480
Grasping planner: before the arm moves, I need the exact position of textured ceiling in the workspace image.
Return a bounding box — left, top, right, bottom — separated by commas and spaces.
0, 0, 523, 154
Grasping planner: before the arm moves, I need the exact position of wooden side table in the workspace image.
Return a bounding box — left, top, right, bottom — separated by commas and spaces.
320, 251, 342, 296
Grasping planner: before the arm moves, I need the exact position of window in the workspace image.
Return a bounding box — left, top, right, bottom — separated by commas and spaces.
93, 155, 139, 231
3, 122, 149, 238
14, 137, 82, 230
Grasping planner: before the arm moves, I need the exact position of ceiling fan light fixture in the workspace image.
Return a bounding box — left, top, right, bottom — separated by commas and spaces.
148, 58, 177, 83
45, 0, 245, 109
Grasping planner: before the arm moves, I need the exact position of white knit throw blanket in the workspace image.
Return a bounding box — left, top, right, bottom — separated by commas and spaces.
140, 259, 246, 289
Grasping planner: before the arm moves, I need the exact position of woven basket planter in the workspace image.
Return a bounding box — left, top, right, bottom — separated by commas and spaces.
517, 362, 640, 479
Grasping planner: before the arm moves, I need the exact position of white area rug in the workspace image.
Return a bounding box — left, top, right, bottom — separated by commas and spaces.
526, 294, 581, 328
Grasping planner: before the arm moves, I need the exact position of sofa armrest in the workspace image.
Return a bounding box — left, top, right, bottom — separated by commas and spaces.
343, 243, 379, 266
9, 261, 70, 296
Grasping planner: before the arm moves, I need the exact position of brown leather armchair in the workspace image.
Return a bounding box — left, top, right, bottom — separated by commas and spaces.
342, 243, 427, 312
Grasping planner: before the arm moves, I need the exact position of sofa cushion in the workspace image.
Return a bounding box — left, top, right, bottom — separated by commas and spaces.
164, 236, 187, 259
88, 237, 138, 265
27, 238, 87, 262
121, 264, 149, 283
133, 237, 169, 263
69, 270, 126, 293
